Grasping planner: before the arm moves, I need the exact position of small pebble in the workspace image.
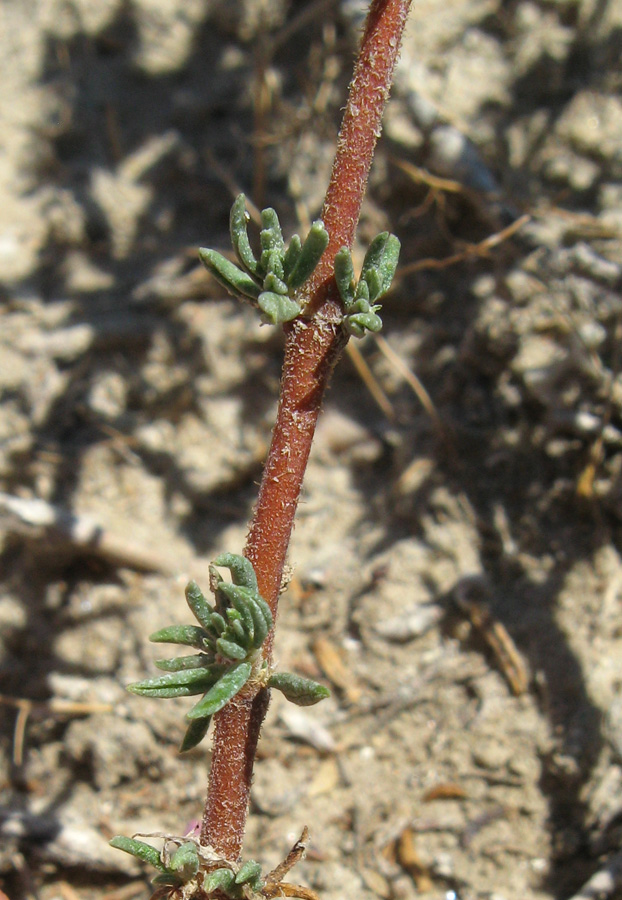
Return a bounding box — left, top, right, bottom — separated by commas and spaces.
279, 705, 336, 753
374, 605, 442, 642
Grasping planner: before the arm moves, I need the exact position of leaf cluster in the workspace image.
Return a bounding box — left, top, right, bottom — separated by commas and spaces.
335, 232, 400, 336
128, 553, 273, 751
109, 837, 200, 890
199, 195, 329, 325
127, 554, 329, 752
108, 836, 264, 897
204, 860, 264, 898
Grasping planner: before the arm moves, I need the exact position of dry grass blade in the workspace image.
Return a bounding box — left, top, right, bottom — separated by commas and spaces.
392, 157, 465, 195
265, 827, 309, 884
0, 695, 113, 767
454, 584, 528, 696
346, 342, 395, 421
374, 334, 441, 429
312, 635, 362, 703
397, 214, 530, 277
396, 827, 433, 892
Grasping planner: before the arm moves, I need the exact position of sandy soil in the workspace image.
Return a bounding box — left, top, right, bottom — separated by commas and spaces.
1, 2, 622, 900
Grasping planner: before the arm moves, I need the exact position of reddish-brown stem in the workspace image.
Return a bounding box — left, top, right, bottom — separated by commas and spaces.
200, 0, 412, 861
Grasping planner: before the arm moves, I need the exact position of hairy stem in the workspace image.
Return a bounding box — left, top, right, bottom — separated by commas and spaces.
200, 0, 412, 860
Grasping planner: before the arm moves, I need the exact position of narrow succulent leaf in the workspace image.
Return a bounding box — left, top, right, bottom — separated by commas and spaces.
198, 249, 262, 301
230, 194, 260, 277
264, 249, 285, 282
235, 860, 262, 886
263, 272, 289, 295
187, 661, 252, 719
259, 207, 285, 257
229, 619, 250, 650
152, 873, 183, 887
359, 231, 390, 283
283, 234, 302, 281
286, 220, 329, 290
334, 247, 356, 307
204, 868, 236, 894
149, 624, 209, 650
258, 292, 301, 325
226, 607, 242, 623
349, 296, 371, 314
185, 581, 214, 631
363, 267, 384, 304
228, 618, 250, 648
267, 671, 331, 706
109, 836, 167, 872
127, 666, 224, 698
355, 277, 370, 302
358, 232, 400, 303
218, 583, 255, 642
375, 233, 400, 296
345, 311, 383, 338
246, 597, 270, 648
169, 843, 200, 880
344, 319, 364, 338
154, 653, 212, 672
212, 554, 258, 593
216, 637, 248, 660
179, 715, 212, 751
210, 611, 227, 635
132, 665, 226, 689
251, 593, 274, 632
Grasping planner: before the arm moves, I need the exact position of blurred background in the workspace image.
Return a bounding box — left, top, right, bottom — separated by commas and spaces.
1, 1, 622, 899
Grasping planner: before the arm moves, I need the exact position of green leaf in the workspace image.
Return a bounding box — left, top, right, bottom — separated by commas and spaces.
149, 624, 209, 650
154, 653, 212, 672
230, 194, 260, 277
258, 292, 301, 325
109, 836, 167, 872
259, 207, 285, 258
218, 583, 256, 643
210, 611, 227, 635
185, 581, 215, 631
251, 593, 273, 632
169, 842, 200, 881
227, 618, 250, 648
216, 637, 248, 660
359, 232, 389, 282
263, 248, 285, 282
187, 661, 252, 719
263, 272, 289, 295
334, 247, 356, 307
363, 267, 383, 304
226, 607, 242, 623
360, 232, 400, 301
267, 671, 330, 706
204, 868, 236, 894
345, 310, 383, 338
355, 278, 370, 303
198, 249, 262, 301
246, 596, 270, 648
283, 234, 302, 281
179, 715, 212, 752
286, 220, 329, 290
127, 665, 226, 699
211, 554, 259, 593
235, 860, 262, 886
374, 232, 400, 296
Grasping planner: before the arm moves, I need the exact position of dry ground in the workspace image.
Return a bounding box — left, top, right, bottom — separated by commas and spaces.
1, 2, 622, 900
